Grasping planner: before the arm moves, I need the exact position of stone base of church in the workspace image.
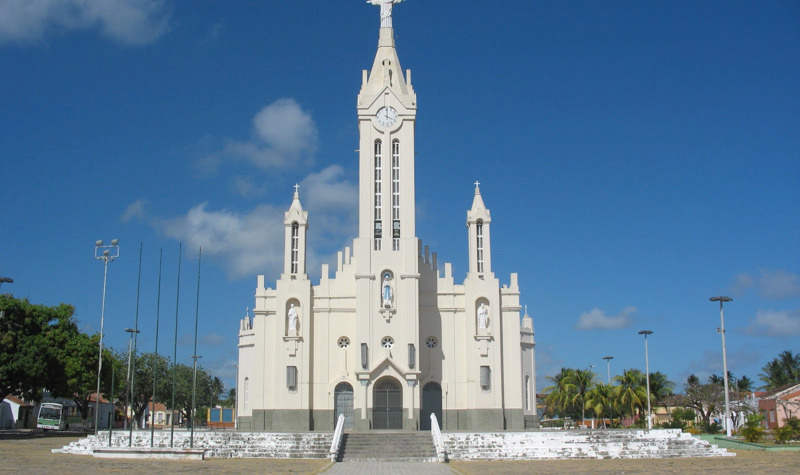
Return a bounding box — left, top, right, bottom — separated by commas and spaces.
441, 408, 525, 431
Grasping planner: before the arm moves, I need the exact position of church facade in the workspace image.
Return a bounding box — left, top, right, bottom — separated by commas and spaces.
237, 3, 536, 432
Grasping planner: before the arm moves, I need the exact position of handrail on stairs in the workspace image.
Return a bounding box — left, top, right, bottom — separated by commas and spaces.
430, 413, 447, 463
329, 414, 346, 461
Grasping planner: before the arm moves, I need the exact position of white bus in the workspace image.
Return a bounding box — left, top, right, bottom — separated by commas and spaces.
36, 402, 65, 430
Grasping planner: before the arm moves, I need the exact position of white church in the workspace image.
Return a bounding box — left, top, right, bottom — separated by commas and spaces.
237, 1, 536, 432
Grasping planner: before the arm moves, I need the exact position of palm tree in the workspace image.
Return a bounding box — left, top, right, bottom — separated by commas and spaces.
759, 351, 800, 390
585, 383, 615, 427
648, 371, 674, 403
209, 376, 225, 407
736, 375, 754, 392
544, 368, 576, 419
566, 368, 597, 425
614, 369, 647, 422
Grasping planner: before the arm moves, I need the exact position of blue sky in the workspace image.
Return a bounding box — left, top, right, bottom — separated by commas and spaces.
1, 1, 798, 395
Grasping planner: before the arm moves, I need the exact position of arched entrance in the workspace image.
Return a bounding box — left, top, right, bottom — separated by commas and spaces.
420, 382, 442, 430
334, 382, 354, 429
372, 377, 402, 429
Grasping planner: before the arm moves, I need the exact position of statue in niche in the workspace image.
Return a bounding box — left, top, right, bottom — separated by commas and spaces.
382, 274, 393, 308
288, 303, 298, 332
477, 303, 489, 331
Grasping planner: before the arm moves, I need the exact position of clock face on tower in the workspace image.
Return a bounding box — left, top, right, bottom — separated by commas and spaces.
376, 106, 398, 127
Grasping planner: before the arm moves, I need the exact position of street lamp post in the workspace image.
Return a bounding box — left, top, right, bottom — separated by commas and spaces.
638, 330, 653, 430
124, 328, 140, 431
94, 239, 119, 435
711, 296, 733, 437
602, 356, 614, 384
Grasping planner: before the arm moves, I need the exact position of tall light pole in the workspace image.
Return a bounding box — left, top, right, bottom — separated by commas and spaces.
711, 296, 733, 437
124, 328, 140, 431
94, 239, 119, 435
638, 330, 653, 430
602, 356, 614, 384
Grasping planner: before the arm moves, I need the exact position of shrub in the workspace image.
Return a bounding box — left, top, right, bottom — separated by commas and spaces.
774, 417, 800, 443
739, 414, 765, 443
698, 421, 723, 434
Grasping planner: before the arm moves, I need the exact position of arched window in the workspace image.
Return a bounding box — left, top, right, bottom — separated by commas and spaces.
476, 219, 484, 274
291, 222, 299, 274
374, 139, 382, 251
391, 139, 400, 251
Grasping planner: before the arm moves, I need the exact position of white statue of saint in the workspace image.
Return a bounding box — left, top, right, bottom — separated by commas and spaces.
477, 303, 489, 330
288, 303, 298, 332
382, 274, 392, 308
367, 0, 405, 29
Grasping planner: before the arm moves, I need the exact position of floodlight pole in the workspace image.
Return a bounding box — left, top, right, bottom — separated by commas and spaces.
94, 239, 119, 435
638, 330, 653, 430
711, 296, 733, 437
602, 356, 614, 384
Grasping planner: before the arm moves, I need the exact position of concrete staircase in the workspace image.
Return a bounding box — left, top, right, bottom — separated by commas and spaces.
55, 431, 332, 459
337, 432, 438, 462
443, 429, 733, 460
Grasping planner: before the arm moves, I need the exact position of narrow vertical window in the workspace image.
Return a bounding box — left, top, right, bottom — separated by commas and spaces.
392, 139, 400, 251
524, 375, 530, 411
374, 139, 382, 251
476, 220, 484, 273
244, 377, 249, 411
291, 222, 299, 274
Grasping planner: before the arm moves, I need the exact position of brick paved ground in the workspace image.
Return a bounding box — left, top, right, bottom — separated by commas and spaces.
2, 430, 799, 474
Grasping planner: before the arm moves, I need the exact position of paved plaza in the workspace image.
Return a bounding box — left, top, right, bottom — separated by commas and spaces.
1, 431, 799, 474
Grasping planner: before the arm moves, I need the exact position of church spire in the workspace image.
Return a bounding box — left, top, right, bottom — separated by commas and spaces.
359, 0, 415, 107
283, 184, 308, 279
467, 181, 492, 278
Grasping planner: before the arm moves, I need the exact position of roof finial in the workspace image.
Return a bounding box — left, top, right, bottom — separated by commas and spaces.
367, 0, 405, 29
293, 183, 300, 198
474, 180, 481, 194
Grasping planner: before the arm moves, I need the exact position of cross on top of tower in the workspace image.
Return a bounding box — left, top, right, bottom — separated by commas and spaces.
474, 180, 481, 194
293, 183, 300, 195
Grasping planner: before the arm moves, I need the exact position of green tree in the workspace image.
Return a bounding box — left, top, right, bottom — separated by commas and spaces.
585, 383, 615, 427
677, 374, 724, 426
209, 376, 225, 407
543, 368, 577, 419
736, 375, 754, 392
222, 388, 236, 408
566, 368, 597, 424
759, 351, 800, 390
58, 332, 116, 429
116, 352, 171, 429
613, 369, 647, 420
169, 362, 213, 425
647, 371, 675, 403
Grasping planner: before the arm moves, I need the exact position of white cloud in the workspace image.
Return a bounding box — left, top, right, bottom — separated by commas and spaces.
745, 308, 800, 337
759, 270, 800, 300
575, 306, 636, 331
126, 164, 358, 280
0, 0, 171, 46
223, 99, 318, 170
730, 269, 800, 300
121, 198, 148, 222
231, 175, 266, 198
158, 202, 285, 279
